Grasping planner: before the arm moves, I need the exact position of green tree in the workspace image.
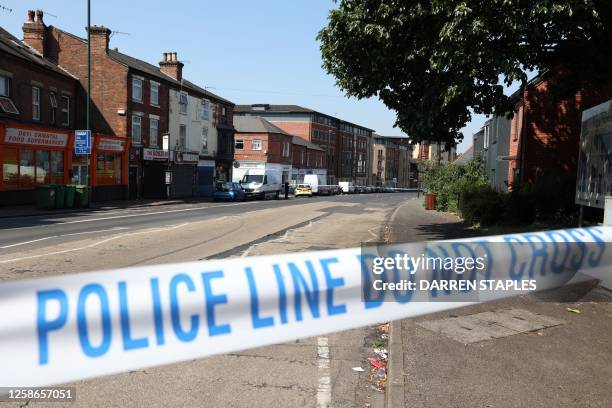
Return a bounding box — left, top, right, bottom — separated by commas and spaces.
318, 0, 611, 144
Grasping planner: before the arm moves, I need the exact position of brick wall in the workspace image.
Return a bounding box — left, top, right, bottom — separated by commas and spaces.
508, 74, 612, 188
50, 27, 129, 137
233, 132, 292, 165
0, 51, 79, 129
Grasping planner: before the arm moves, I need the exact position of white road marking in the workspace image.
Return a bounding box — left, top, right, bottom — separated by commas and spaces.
0, 223, 189, 264
0, 201, 252, 231
316, 336, 332, 408
0, 236, 56, 249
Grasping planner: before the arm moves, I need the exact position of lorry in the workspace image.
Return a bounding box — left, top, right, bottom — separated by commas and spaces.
239, 168, 282, 199
338, 181, 355, 194
304, 174, 341, 195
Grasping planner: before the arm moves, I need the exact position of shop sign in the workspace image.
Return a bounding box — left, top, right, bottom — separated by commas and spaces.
143, 148, 170, 161
175, 151, 199, 164
5, 128, 68, 148
98, 138, 125, 152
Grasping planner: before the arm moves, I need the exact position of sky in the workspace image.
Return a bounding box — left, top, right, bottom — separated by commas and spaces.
0, 0, 523, 153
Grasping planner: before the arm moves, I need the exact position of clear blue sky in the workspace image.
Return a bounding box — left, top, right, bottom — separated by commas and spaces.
1, 0, 523, 153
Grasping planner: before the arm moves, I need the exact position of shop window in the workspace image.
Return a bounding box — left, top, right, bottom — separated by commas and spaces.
19, 149, 35, 186
1, 147, 18, 187
50, 151, 64, 184
61, 95, 70, 126
32, 86, 41, 121
35, 150, 50, 184
96, 153, 122, 185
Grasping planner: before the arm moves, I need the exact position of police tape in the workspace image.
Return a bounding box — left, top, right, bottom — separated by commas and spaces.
0, 227, 611, 388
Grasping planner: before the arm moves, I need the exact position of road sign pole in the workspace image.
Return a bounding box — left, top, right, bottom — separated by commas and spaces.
86, 0, 91, 202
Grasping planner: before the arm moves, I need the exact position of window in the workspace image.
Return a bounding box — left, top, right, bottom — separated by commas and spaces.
32, 86, 40, 121
49, 92, 57, 125
282, 141, 290, 157
201, 99, 210, 121
201, 127, 209, 152
132, 115, 142, 145
149, 118, 159, 147
150, 82, 159, 106
132, 78, 143, 102
2, 147, 63, 188
0, 75, 9, 96
252, 139, 262, 150
61, 95, 70, 126
179, 93, 188, 114
179, 124, 187, 148
221, 106, 227, 116
96, 153, 122, 185
235, 139, 244, 150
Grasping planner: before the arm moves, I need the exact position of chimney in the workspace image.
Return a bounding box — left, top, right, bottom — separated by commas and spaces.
87, 25, 112, 55
22, 9, 46, 56
159, 51, 184, 81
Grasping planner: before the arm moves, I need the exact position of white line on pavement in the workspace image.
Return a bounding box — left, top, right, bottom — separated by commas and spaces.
316, 336, 332, 408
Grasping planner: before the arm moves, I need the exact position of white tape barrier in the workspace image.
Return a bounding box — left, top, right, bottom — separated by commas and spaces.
1, 227, 611, 388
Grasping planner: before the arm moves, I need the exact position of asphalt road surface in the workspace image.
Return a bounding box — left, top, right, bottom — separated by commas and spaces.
0, 192, 418, 408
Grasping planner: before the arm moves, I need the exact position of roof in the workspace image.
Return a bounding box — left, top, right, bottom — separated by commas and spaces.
235, 104, 375, 132
291, 136, 324, 151
0, 26, 77, 80
48, 26, 232, 105
233, 116, 294, 136
454, 145, 474, 165
108, 49, 233, 105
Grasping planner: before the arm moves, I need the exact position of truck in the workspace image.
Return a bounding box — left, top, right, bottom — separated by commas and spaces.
304, 174, 341, 195
338, 181, 355, 194
239, 168, 282, 199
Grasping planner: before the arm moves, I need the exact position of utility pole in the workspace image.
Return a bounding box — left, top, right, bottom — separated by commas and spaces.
86, 0, 91, 199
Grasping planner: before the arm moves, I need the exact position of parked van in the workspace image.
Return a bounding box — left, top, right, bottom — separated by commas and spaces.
240, 168, 282, 199
304, 174, 340, 195
338, 181, 355, 194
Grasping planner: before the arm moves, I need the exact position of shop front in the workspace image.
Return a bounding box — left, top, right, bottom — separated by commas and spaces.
142, 148, 170, 199
89, 135, 129, 202
0, 123, 71, 205
171, 151, 198, 198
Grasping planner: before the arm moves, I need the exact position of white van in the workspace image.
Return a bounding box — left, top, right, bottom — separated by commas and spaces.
240, 168, 282, 199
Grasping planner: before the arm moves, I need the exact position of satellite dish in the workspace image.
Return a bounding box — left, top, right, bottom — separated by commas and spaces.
233, 161, 240, 169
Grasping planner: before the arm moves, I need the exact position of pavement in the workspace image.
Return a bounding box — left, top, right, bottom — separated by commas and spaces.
385, 199, 612, 408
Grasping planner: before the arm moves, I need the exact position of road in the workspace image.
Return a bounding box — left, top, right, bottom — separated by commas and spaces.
0, 192, 417, 408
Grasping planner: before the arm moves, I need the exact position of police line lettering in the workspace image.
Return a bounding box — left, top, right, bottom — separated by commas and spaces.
0, 227, 610, 388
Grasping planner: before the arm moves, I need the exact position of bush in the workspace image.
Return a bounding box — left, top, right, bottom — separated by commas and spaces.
422, 156, 489, 212
458, 185, 507, 225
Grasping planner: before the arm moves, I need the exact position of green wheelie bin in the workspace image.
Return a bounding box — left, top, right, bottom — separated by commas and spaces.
74, 185, 90, 208
35, 185, 56, 210
64, 185, 76, 208
54, 185, 66, 209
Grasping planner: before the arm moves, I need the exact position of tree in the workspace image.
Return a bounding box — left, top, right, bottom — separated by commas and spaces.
318, 0, 611, 145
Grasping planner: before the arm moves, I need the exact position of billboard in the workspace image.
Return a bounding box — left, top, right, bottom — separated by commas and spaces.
575, 99, 612, 209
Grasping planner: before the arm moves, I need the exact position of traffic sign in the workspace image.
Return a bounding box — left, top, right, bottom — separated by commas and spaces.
74, 130, 91, 155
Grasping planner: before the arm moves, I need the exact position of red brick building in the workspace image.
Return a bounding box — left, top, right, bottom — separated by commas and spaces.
234, 104, 373, 184
0, 14, 83, 205
507, 72, 612, 190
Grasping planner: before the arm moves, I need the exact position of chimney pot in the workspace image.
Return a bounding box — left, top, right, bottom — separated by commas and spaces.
27, 10, 35, 22
172, 52, 177, 62
35, 9, 44, 23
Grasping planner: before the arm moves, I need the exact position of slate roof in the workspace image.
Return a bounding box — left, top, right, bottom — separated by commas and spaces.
0, 26, 77, 79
